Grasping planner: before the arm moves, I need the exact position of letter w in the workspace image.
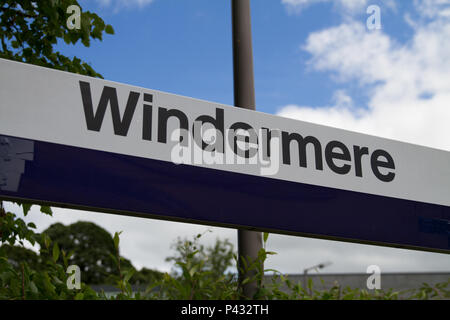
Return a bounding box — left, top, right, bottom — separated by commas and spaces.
79, 81, 140, 136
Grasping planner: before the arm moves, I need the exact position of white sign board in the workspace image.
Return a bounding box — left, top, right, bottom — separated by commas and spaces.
1, 58, 449, 252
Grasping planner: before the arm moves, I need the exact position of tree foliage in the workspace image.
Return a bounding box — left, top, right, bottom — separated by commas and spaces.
40, 221, 163, 285
147, 233, 450, 300
0, 244, 42, 271
166, 233, 235, 280
42, 221, 124, 284
155, 234, 238, 299
0, 0, 114, 77
0, 204, 98, 299
0, 206, 449, 300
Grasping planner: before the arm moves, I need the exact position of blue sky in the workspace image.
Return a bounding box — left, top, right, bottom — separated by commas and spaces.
8, 0, 450, 276
57, 0, 414, 113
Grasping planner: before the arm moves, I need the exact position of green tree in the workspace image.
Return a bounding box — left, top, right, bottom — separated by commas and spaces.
0, 204, 99, 299
0, 0, 114, 77
42, 221, 163, 286
0, 244, 42, 272
42, 221, 122, 284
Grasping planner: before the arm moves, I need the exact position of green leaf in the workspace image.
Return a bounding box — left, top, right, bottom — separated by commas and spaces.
108, 253, 118, 269
75, 292, 84, 300
124, 269, 135, 283
27, 222, 37, 229
105, 24, 114, 35
113, 231, 122, 250
308, 278, 313, 290
22, 203, 32, 216
40, 206, 53, 216
189, 265, 198, 277
42, 233, 51, 249
52, 242, 60, 262
263, 232, 269, 243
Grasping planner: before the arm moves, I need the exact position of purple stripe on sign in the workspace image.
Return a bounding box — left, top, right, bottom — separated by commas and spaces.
0, 134, 449, 253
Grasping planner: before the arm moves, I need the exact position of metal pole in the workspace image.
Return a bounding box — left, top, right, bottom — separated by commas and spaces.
231, 0, 263, 299
303, 268, 308, 295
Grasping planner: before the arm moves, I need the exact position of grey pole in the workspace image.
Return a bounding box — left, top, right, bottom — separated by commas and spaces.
231, 0, 263, 299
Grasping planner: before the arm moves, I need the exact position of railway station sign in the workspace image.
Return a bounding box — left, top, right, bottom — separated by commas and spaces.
1, 58, 449, 253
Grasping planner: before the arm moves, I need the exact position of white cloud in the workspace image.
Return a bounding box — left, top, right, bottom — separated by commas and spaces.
414, 0, 450, 18
282, 0, 367, 12
278, 1, 450, 151
265, 233, 450, 274
281, 0, 396, 15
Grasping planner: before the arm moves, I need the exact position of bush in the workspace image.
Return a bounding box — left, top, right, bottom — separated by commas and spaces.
0, 203, 448, 300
